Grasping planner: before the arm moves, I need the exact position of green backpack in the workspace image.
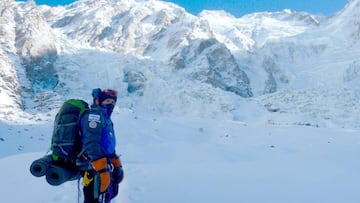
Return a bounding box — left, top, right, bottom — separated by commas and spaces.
51, 99, 89, 165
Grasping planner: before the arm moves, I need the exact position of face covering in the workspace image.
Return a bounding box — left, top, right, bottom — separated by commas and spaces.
103, 103, 115, 115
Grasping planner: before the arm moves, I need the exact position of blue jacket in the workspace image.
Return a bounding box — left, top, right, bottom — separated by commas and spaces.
81, 105, 116, 161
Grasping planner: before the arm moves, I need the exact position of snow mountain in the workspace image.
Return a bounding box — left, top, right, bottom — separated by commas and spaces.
0, 0, 359, 127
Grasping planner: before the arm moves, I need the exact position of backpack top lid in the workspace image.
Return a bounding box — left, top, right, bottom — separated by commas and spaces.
60, 99, 89, 114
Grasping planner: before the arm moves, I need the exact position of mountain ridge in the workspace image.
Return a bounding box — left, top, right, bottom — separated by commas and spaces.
1, 0, 359, 127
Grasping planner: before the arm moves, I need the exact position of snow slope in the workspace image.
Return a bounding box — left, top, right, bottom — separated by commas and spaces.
1, 109, 360, 203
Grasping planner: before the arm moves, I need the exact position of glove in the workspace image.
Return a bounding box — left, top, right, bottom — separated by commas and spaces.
91, 157, 111, 193
111, 156, 124, 183
112, 166, 124, 183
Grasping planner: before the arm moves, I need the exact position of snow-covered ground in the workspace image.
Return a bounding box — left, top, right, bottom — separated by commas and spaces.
1, 107, 360, 203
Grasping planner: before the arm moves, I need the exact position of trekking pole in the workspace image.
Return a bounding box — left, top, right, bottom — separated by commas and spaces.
77, 178, 81, 203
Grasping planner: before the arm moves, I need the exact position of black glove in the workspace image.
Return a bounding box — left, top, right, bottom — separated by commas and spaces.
113, 166, 124, 183
111, 156, 124, 183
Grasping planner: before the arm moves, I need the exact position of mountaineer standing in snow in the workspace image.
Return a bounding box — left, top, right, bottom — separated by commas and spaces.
77, 88, 124, 203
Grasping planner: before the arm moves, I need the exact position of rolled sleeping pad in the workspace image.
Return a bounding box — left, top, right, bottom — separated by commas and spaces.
45, 165, 80, 186
30, 155, 53, 177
